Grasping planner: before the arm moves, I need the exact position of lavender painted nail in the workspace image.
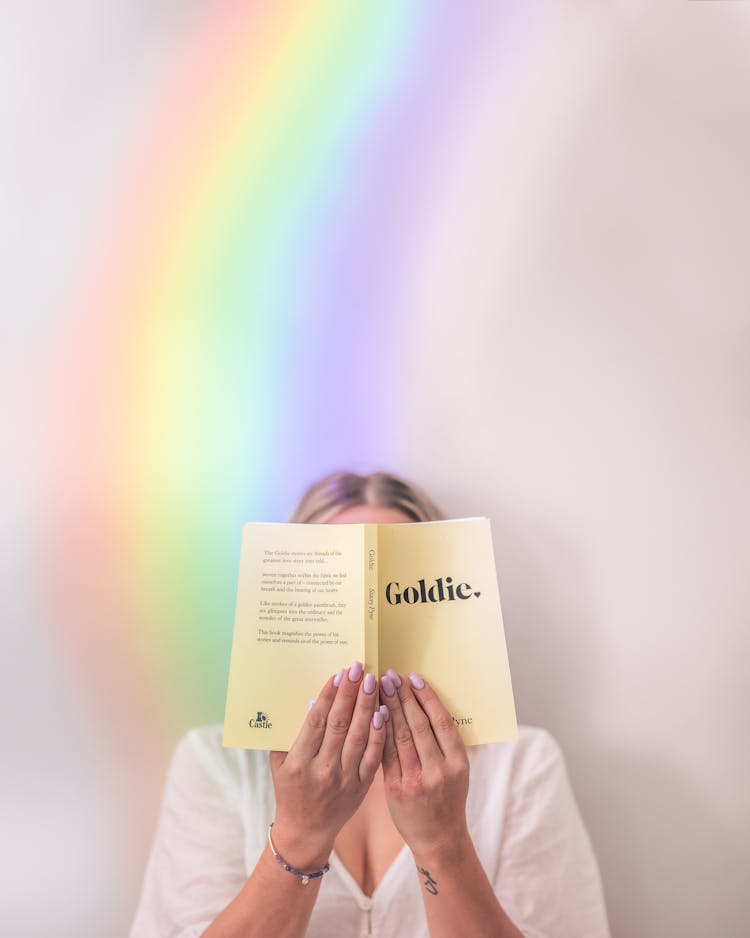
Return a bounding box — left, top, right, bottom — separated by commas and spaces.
386, 668, 402, 688
409, 672, 425, 690
373, 710, 384, 730
363, 672, 376, 694
333, 667, 345, 687
349, 660, 363, 682
379, 704, 390, 722
381, 675, 396, 697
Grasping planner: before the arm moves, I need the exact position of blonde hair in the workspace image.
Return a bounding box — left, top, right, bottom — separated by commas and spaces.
289, 470, 443, 524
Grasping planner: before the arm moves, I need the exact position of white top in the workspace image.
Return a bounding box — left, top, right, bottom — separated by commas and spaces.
130, 724, 610, 938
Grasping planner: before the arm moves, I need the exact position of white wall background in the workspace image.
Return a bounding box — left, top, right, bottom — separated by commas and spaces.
401, 11, 750, 936
3, 3, 749, 936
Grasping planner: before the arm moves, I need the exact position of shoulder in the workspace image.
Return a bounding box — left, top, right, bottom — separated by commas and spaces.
467, 725, 568, 795
468, 724, 564, 768
511, 724, 566, 773
166, 723, 272, 800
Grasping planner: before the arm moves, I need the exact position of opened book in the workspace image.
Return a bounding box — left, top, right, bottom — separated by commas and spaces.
223, 517, 517, 751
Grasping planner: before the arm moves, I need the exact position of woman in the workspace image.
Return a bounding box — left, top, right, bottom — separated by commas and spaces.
130, 471, 610, 937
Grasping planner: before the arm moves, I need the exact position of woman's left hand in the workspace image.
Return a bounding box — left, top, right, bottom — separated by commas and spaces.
378, 671, 470, 856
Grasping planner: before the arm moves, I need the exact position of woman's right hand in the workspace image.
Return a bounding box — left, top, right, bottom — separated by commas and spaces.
268, 662, 386, 870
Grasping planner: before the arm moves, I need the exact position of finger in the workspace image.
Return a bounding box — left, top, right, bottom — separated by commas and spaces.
287, 668, 343, 761
269, 750, 286, 776
317, 661, 363, 760
380, 703, 401, 785
394, 672, 444, 768
341, 672, 379, 772
380, 673, 421, 776
357, 705, 387, 784
407, 673, 466, 762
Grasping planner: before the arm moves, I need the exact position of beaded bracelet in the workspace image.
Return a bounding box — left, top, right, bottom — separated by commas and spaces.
267, 822, 331, 886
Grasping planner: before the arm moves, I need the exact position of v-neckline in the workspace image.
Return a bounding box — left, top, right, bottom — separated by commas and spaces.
329, 841, 412, 903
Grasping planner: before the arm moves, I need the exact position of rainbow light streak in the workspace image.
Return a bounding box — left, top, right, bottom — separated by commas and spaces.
37, 0, 521, 739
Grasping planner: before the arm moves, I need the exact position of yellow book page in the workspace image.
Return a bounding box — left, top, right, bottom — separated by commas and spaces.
377, 518, 518, 746
223, 522, 366, 751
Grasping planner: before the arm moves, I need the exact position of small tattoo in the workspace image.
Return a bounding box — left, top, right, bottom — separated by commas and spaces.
417, 865, 439, 895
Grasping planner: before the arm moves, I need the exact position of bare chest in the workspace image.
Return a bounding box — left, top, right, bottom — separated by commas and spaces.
333, 778, 405, 897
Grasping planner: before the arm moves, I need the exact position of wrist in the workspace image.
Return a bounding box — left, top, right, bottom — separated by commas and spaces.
410, 826, 474, 869
269, 820, 335, 872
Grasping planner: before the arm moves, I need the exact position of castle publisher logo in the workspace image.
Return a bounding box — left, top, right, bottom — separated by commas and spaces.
248, 711, 273, 729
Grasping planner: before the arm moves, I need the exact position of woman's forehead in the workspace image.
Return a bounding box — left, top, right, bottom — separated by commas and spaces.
325, 505, 413, 525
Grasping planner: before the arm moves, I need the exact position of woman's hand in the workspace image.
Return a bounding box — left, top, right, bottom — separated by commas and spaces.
378, 672, 525, 938
378, 670, 470, 856
269, 662, 386, 870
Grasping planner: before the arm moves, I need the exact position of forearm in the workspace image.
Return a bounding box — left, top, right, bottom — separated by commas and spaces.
202, 829, 332, 938
413, 831, 524, 938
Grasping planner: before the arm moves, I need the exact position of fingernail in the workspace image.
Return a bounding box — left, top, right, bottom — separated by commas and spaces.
363, 672, 376, 694
373, 710, 384, 730
381, 675, 396, 697
349, 660, 363, 682
333, 667, 345, 687
409, 672, 425, 690
379, 704, 390, 722
386, 668, 402, 688
307, 699, 316, 711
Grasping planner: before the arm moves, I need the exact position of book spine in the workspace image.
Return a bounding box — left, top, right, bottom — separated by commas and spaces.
363, 523, 378, 679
